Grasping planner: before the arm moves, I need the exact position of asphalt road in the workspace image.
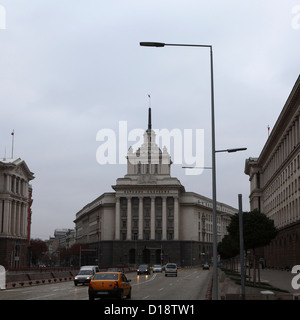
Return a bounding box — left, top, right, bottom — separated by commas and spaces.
0, 267, 211, 300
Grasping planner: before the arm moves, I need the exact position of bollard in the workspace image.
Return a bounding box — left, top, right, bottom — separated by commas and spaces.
0, 266, 6, 290
260, 290, 274, 300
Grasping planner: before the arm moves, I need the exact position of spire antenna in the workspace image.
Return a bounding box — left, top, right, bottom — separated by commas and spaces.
148, 94, 152, 130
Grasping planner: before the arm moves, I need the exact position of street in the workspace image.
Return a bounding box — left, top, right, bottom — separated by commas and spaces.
0, 267, 211, 300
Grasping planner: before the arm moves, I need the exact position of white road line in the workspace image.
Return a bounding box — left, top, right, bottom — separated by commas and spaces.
159, 287, 164, 291
132, 273, 157, 287
26, 293, 56, 300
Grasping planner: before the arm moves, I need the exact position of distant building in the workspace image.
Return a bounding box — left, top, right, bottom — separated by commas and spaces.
74, 108, 237, 267
245, 75, 300, 268
46, 229, 75, 266
0, 158, 34, 268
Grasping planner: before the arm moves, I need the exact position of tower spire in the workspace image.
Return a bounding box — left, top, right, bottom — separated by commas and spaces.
147, 94, 152, 130
148, 107, 152, 130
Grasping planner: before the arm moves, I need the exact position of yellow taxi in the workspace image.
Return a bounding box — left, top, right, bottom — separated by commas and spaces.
88, 272, 131, 300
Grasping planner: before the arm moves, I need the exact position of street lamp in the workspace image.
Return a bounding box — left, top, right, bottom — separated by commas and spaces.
140, 41, 218, 299
140, 41, 247, 300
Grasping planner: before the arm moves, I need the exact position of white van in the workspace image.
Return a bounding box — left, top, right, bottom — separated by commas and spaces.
74, 265, 99, 286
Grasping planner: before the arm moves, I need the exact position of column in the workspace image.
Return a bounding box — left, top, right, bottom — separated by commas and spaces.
162, 197, 167, 240
127, 197, 132, 240
5, 174, 10, 192
19, 204, 23, 236
174, 197, 179, 240
150, 197, 155, 240
15, 202, 20, 236
11, 201, 15, 235
1, 200, 10, 234
22, 204, 27, 236
138, 197, 143, 240
115, 197, 120, 240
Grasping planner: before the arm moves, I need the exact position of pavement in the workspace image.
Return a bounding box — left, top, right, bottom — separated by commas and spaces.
218, 268, 300, 300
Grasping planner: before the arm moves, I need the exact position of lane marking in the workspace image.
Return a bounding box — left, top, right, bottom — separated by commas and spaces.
26, 293, 56, 300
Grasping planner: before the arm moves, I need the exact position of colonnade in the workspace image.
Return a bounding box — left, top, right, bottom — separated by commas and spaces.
0, 199, 28, 237
115, 195, 179, 241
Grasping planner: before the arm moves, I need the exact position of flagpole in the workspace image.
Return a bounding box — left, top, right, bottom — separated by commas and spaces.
11, 130, 14, 158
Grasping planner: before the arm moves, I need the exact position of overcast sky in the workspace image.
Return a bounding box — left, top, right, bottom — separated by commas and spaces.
0, 1, 299, 240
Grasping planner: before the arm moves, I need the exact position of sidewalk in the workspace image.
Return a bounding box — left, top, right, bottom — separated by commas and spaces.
218, 268, 300, 300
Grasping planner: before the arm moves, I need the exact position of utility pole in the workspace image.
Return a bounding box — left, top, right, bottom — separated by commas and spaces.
238, 194, 245, 300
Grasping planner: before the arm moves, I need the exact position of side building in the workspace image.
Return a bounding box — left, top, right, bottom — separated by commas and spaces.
0, 158, 34, 268
245, 75, 300, 268
74, 108, 237, 267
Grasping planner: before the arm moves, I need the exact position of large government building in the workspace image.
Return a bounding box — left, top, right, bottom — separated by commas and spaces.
0, 158, 34, 268
74, 109, 237, 267
245, 75, 300, 268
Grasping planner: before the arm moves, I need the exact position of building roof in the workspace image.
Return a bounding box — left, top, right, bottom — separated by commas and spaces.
257, 75, 300, 164
0, 157, 35, 181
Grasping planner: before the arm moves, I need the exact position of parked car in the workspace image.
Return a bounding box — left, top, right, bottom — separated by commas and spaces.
165, 263, 178, 277
152, 265, 163, 273
88, 272, 131, 300
137, 264, 151, 275
74, 265, 100, 286
202, 263, 210, 270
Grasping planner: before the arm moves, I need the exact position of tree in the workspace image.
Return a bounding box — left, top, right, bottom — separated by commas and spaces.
218, 234, 239, 260
227, 209, 278, 252
226, 209, 278, 284
30, 239, 48, 266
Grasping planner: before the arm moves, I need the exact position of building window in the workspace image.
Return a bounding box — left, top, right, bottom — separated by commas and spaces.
132, 233, 138, 240
145, 219, 150, 228
156, 208, 162, 217
168, 220, 174, 228
168, 232, 173, 240
156, 219, 162, 228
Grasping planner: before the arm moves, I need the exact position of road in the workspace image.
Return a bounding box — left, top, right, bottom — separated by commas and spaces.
0, 267, 211, 300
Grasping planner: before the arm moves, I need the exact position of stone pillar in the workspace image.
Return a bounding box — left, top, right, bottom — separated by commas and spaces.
162, 197, 167, 240
22, 204, 27, 236
127, 197, 132, 240
115, 197, 120, 240
11, 201, 15, 235
150, 197, 155, 240
15, 202, 20, 236
138, 197, 143, 240
174, 197, 179, 240
1, 200, 10, 234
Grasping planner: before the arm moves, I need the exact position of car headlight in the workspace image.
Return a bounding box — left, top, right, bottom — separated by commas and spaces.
75, 277, 78, 280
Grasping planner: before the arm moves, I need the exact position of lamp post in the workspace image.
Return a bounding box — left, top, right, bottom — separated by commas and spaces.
140, 41, 218, 299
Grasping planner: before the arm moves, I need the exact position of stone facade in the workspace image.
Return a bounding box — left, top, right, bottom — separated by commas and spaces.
0, 158, 34, 268
245, 75, 300, 268
74, 108, 237, 267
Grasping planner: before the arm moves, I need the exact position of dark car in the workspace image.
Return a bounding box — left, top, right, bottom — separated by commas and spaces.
137, 264, 150, 275
202, 263, 210, 270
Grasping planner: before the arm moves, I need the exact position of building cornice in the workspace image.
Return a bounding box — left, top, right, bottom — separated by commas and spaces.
257, 75, 300, 165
